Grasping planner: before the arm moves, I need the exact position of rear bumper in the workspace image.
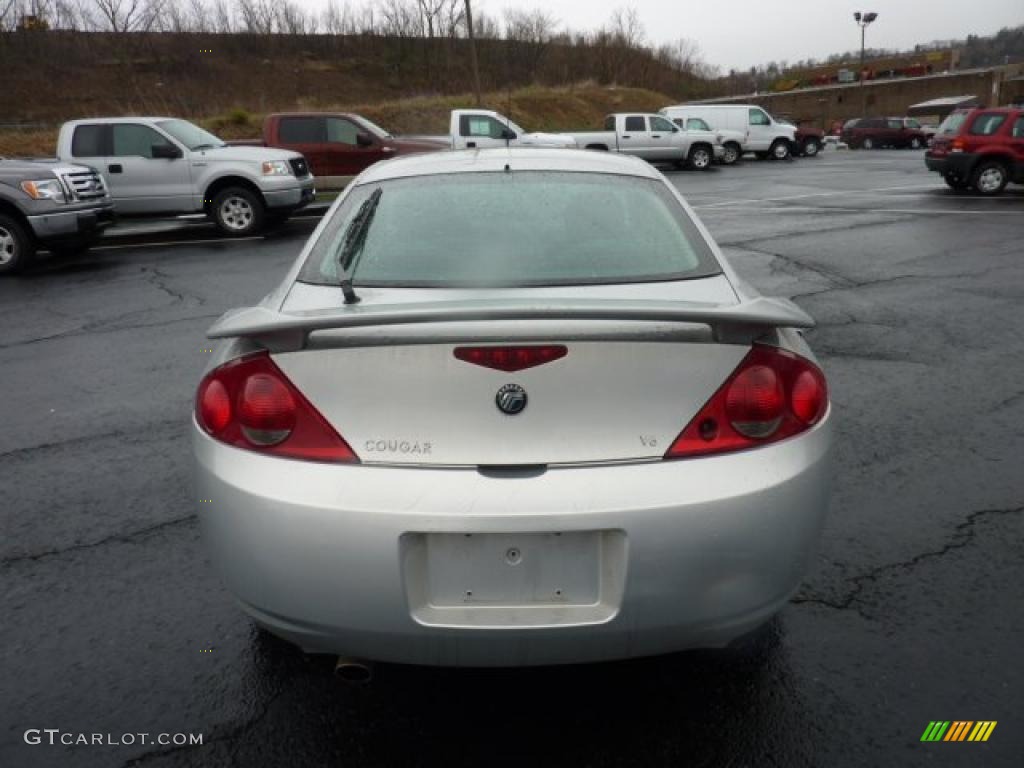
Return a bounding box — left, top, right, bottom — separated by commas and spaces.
25, 203, 115, 242
925, 153, 974, 177
263, 178, 316, 211
194, 411, 833, 666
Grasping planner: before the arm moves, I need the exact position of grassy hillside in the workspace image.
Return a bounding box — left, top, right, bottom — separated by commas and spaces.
0, 84, 675, 158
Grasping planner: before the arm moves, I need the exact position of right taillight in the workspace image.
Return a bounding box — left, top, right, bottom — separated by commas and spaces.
196, 352, 358, 463
665, 344, 827, 459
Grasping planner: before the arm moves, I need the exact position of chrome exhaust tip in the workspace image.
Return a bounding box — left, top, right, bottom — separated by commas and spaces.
334, 657, 373, 683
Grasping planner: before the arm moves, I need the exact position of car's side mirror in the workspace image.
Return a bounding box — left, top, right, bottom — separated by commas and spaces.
500, 128, 517, 141
152, 143, 182, 159
356, 132, 374, 147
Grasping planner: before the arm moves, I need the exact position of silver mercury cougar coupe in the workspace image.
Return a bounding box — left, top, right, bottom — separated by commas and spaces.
193, 148, 832, 668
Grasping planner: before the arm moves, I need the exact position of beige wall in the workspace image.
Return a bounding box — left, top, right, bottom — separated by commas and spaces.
699, 65, 1024, 128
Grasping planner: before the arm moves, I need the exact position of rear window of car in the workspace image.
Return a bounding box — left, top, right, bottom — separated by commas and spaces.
969, 114, 1007, 136
937, 112, 969, 135
297, 171, 721, 288
279, 117, 324, 143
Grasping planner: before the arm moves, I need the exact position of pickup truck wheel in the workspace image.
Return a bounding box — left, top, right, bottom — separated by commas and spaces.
0, 213, 34, 275
688, 146, 712, 170
721, 143, 741, 165
770, 139, 791, 160
861, 137, 875, 150
212, 187, 265, 236
802, 139, 821, 157
909, 137, 923, 149
971, 161, 1008, 196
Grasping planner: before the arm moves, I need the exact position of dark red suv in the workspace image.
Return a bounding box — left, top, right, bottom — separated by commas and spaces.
841, 117, 928, 149
925, 107, 1024, 195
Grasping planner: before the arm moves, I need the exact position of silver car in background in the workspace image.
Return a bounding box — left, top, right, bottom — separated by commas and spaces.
193, 149, 832, 667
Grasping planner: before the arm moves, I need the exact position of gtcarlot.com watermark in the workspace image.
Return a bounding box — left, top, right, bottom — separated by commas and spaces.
24, 729, 203, 747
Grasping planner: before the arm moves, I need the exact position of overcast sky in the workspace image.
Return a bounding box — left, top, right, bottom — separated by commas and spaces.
301, 0, 1021, 72
492, 0, 1023, 70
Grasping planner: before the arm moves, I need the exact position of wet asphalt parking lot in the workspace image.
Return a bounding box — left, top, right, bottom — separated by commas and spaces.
2, 148, 1022, 768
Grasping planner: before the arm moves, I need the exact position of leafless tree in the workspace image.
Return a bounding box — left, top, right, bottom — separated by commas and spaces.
503, 8, 557, 81
210, 0, 231, 32
90, 0, 161, 32
277, 1, 314, 35
440, 0, 460, 37
0, 0, 20, 31
322, 0, 352, 35
235, 0, 273, 34
608, 5, 643, 48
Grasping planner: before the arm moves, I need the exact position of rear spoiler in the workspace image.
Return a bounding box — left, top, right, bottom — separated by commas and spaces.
207, 296, 814, 348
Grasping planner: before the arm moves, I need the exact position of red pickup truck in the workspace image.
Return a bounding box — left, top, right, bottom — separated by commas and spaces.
233, 113, 447, 177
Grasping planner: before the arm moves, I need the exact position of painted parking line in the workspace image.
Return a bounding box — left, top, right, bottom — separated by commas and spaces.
693, 184, 940, 209
701, 204, 1021, 216
91, 236, 266, 252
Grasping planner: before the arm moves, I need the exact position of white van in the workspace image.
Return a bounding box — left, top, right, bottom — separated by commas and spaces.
659, 104, 796, 160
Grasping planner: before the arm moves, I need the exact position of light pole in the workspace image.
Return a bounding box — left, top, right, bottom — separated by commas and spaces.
464, 0, 482, 107
853, 11, 878, 117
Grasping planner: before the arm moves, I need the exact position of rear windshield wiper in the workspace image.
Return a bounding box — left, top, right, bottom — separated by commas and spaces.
338, 187, 383, 304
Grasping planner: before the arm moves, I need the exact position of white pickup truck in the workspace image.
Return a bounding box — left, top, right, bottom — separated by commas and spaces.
562, 113, 723, 170
56, 117, 315, 236
447, 109, 577, 150
664, 115, 747, 165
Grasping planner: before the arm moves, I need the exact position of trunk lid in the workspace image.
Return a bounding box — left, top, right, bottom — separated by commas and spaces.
216, 278, 807, 467
272, 335, 748, 466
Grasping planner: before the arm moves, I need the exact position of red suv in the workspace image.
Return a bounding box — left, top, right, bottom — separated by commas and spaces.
841, 117, 928, 149
926, 107, 1024, 195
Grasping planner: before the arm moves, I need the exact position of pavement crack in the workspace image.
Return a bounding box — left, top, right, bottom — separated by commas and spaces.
791, 506, 1023, 619
794, 269, 998, 300
729, 246, 859, 289
0, 312, 220, 349
718, 215, 909, 251
992, 389, 1024, 412
0, 513, 198, 567
0, 419, 185, 459
144, 265, 204, 306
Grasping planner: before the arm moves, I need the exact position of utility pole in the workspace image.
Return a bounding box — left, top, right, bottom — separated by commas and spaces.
464, 0, 482, 106
853, 11, 878, 118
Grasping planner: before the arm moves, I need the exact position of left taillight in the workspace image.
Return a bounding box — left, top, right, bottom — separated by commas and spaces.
665, 344, 827, 459
196, 352, 358, 463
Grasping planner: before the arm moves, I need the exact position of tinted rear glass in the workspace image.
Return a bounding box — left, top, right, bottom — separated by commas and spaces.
72, 125, 106, 157
280, 117, 324, 143
969, 114, 1006, 136
937, 112, 968, 135
297, 172, 721, 288
624, 116, 645, 132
